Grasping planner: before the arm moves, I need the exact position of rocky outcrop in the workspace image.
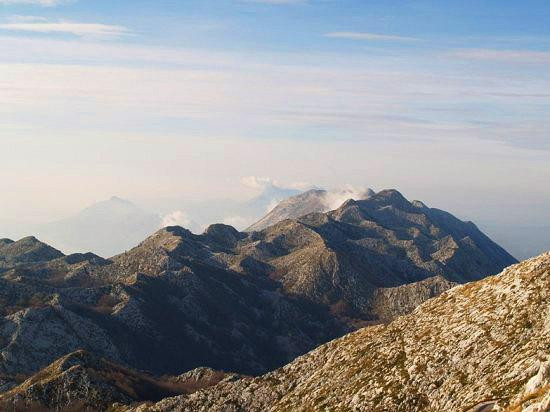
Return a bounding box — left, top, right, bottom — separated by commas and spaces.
136, 252, 549, 412
370, 275, 456, 322
0, 350, 234, 411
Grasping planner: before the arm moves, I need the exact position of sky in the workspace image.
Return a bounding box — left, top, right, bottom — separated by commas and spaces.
1, 0, 549, 233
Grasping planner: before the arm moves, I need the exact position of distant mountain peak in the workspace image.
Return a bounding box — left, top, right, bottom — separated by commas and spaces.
84, 196, 141, 213
162, 225, 193, 237
108, 195, 131, 204
246, 186, 375, 232
204, 224, 245, 248
204, 223, 241, 239
36, 196, 162, 257
339, 198, 358, 209
370, 188, 408, 203
18, 235, 40, 243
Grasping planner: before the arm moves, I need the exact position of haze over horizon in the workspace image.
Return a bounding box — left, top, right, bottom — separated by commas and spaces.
0, 184, 547, 261
1, 0, 549, 257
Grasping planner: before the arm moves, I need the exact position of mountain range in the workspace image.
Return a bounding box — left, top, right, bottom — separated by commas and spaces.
0, 246, 545, 410
0, 184, 302, 258
0, 188, 537, 411
2, 184, 546, 261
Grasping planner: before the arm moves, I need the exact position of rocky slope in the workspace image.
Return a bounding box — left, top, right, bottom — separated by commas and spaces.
240, 189, 516, 322
0, 228, 345, 378
133, 252, 549, 412
0, 190, 516, 383
0, 350, 237, 411
246, 187, 374, 232
0, 251, 343, 378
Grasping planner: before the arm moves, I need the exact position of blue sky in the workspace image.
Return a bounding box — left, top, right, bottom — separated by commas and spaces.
0, 0, 549, 228
3, 0, 550, 51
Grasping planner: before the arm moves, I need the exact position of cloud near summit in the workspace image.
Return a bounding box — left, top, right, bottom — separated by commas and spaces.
241, 176, 277, 190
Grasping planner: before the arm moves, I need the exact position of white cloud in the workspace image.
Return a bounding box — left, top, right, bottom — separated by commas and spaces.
325, 32, 418, 42
288, 181, 316, 191
222, 215, 253, 230
0, 20, 131, 38
0, 35, 237, 66
322, 186, 373, 211
161, 210, 191, 228
0, 0, 70, 6
6, 15, 48, 23
241, 176, 276, 189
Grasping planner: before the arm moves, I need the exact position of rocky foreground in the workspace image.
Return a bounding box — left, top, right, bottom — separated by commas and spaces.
128, 252, 549, 412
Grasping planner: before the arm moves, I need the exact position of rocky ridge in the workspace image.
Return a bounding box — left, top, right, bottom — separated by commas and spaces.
0, 190, 516, 384
132, 252, 549, 412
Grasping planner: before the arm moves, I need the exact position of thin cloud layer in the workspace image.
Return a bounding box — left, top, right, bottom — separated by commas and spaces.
325, 32, 418, 42
0, 19, 131, 38
0, 0, 70, 5
243, 0, 305, 4
0, 36, 548, 152
451, 48, 550, 63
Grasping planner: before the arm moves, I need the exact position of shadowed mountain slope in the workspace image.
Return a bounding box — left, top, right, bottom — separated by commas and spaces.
239, 189, 516, 321
135, 252, 549, 412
